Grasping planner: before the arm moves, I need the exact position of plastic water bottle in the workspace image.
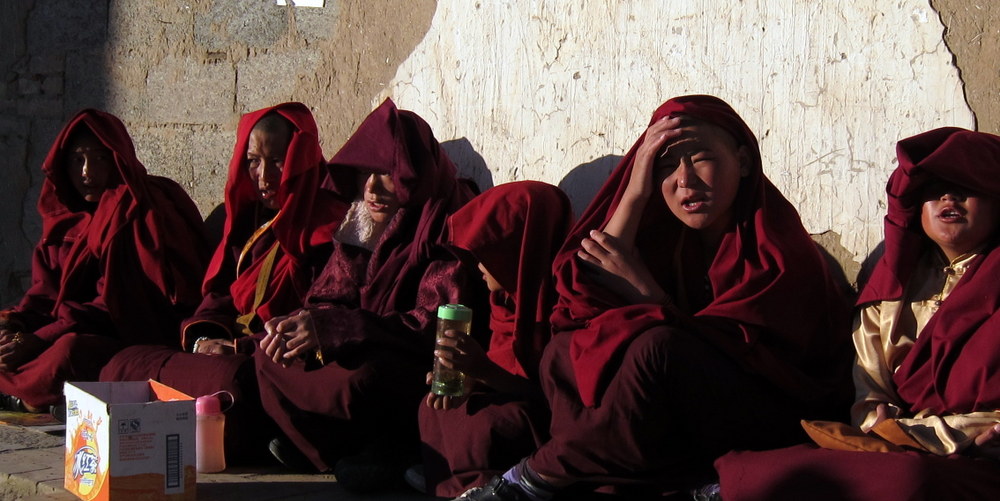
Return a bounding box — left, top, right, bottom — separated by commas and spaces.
196, 394, 226, 473
431, 304, 473, 396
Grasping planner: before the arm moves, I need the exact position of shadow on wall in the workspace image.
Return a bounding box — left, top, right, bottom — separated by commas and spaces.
440, 139, 619, 216
856, 240, 886, 293
442, 138, 495, 193
558, 155, 622, 217
1, 1, 109, 306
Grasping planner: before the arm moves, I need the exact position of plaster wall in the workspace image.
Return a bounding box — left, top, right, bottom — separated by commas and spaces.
380, 1, 976, 281
1, 0, 998, 306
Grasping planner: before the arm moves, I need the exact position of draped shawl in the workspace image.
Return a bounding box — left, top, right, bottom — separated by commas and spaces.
859, 127, 1000, 414
552, 95, 852, 407
316, 97, 476, 317
27, 109, 208, 345
447, 181, 572, 379
192, 102, 347, 346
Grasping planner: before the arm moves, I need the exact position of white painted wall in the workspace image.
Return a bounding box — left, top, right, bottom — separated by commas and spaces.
379, 0, 973, 266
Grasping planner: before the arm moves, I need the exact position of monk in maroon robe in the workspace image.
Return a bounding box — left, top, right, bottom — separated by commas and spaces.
254, 98, 477, 490
455, 95, 853, 501
99, 102, 345, 464
714, 127, 1000, 501
0, 109, 208, 412
417, 181, 573, 497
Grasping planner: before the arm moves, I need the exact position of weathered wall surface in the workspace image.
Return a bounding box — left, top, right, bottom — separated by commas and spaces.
2, 0, 999, 306
380, 1, 979, 283
933, 0, 1000, 133
0, 0, 436, 305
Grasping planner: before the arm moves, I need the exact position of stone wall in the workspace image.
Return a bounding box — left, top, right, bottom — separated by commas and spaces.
1, 0, 998, 306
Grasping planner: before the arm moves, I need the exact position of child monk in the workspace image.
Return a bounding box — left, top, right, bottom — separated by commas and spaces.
254, 98, 478, 490
0, 109, 208, 413
714, 127, 1000, 501
454, 95, 854, 500
416, 181, 573, 497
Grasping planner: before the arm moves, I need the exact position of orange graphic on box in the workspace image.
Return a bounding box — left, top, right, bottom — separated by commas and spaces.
65, 413, 108, 500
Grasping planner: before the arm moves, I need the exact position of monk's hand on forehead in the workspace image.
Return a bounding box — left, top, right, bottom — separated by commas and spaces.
642, 116, 687, 158
626, 116, 685, 202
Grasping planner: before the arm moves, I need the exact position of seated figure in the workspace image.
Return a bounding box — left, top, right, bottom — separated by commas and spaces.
99, 102, 344, 464
0, 109, 208, 413
183, 102, 345, 352
417, 180, 573, 497
456, 95, 854, 501
255, 98, 478, 491
714, 127, 1000, 501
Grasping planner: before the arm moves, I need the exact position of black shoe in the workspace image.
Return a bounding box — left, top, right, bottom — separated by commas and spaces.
0, 393, 26, 412
50, 403, 67, 424
268, 436, 318, 473
403, 463, 427, 494
454, 476, 531, 501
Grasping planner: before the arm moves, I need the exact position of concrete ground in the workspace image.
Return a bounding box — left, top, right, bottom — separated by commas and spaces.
0, 413, 432, 501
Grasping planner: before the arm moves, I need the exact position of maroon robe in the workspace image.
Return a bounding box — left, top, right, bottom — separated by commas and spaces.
526, 95, 854, 494
254, 98, 478, 472
0, 109, 208, 408
182, 102, 347, 347
419, 181, 573, 497
716, 128, 1000, 501
100, 103, 342, 464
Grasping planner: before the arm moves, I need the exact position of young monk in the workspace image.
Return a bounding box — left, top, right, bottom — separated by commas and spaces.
455, 95, 854, 500
100, 102, 344, 463
254, 98, 478, 490
0, 109, 208, 413
416, 181, 573, 497
714, 127, 1000, 501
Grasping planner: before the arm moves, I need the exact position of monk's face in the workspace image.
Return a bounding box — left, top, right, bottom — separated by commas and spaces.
920, 182, 1000, 261
358, 170, 400, 225
477, 262, 503, 293
66, 132, 117, 203
654, 123, 748, 240
247, 129, 290, 210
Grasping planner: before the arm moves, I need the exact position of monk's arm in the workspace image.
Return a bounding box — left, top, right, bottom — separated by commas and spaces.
849, 303, 904, 431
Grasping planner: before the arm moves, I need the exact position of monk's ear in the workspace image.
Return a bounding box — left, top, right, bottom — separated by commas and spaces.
737, 145, 751, 177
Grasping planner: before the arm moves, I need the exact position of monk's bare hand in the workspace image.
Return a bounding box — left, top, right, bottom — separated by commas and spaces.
424, 371, 473, 410
871, 402, 892, 428
434, 329, 489, 379
194, 338, 234, 355
972, 423, 1000, 459
258, 330, 285, 364
0, 331, 46, 372
578, 229, 666, 304
263, 309, 318, 366
624, 116, 684, 205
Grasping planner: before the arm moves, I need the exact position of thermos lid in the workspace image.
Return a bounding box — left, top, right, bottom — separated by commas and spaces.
196, 394, 221, 415
437, 304, 472, 322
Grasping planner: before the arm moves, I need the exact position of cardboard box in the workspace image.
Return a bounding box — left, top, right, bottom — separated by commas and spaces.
64, 380, 196, 501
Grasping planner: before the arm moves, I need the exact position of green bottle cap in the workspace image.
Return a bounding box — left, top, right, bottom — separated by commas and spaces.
437, 304, 472, 322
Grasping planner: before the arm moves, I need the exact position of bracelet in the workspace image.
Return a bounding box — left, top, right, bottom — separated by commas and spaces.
192, 336, 211, 353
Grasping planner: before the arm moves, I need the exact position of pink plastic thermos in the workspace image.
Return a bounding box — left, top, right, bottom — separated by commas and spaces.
196, 394, 226, 473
